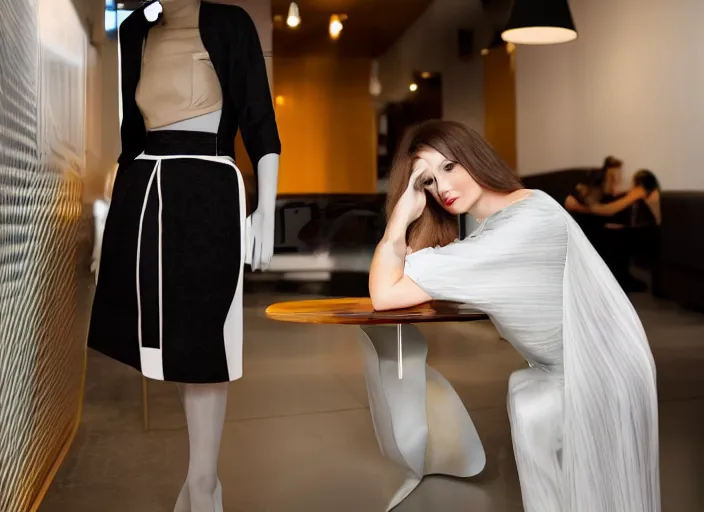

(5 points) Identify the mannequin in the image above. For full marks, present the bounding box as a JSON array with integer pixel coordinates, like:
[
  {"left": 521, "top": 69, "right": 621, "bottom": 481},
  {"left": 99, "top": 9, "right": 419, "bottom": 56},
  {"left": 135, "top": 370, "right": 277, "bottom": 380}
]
[{"left": 87, "top": 1, "right": 280, "bottom": 511}]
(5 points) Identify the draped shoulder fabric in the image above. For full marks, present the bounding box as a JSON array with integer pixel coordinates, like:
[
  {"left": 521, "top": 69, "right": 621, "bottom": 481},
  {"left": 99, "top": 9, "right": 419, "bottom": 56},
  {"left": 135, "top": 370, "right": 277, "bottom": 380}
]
[
  {"left": 561, "top": 209, "right": 659, "bottom": 511},
  {"left": 405, "top": 192, "right": 567, "bottom": 369},
  {"left": 403, "top": 190, "right": 660, "bottom": 512}
]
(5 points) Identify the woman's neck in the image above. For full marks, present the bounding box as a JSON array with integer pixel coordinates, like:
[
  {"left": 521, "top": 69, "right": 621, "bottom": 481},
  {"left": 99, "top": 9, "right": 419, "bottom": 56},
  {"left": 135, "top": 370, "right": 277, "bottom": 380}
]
[
  {"left": 161, "top": 0, "right": 200, "bottom": 28},
  {"left": 470, "top": 189, "right": 531, "bottom": 221}
]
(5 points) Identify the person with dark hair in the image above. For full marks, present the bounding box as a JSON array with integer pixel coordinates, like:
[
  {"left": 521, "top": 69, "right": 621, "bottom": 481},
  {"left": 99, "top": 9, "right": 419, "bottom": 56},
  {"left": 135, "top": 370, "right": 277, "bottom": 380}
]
[
  {"left": 588, "top": 169, "right": 662, "bottom": 289},
  {"left": 564, "top": 155, "right": 624, "bottom": 214},
  {"left": 563, "top": 157, "right": 628, "bottom": 262},
  {"left": 590, "top": 168, "right": 661, "bottom": 223},
  {"left": 370, "top": 120, "right": 660, "bottom": 512}
]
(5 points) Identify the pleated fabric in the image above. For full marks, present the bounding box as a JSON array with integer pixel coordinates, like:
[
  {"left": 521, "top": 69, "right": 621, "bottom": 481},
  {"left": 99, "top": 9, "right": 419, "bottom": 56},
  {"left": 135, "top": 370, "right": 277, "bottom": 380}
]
[{"left": 403, "top": 190, "right": 660, "bottom": 512}]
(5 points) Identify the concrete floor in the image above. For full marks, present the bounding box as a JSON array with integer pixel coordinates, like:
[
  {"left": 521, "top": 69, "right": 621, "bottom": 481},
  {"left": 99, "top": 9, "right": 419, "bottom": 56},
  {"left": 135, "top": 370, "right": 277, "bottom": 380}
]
[{"left": 41, "top": 289, "right": 704, "bottom": 512}]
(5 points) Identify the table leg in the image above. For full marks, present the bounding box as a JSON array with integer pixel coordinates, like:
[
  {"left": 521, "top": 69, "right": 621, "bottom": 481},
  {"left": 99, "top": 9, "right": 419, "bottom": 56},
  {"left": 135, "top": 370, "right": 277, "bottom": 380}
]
[{"left": 357, "top": 324, "right": 486, "bottom": 511}]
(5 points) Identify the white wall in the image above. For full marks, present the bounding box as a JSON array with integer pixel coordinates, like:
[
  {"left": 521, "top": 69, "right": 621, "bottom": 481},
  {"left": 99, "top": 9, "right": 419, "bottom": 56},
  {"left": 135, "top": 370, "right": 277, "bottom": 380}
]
[
  {"left": 515, "top": 0, "right": 704, "bottom": 190},
  {"left": 378, "top": 0, "right": 487, "bottom": 134}
]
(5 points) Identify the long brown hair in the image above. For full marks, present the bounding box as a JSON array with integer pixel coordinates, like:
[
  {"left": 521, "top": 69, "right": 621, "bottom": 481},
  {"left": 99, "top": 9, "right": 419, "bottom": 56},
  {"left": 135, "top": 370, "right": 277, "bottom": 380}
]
[{"left": 385, "top": 120, "right": 523, "bottom": 251}]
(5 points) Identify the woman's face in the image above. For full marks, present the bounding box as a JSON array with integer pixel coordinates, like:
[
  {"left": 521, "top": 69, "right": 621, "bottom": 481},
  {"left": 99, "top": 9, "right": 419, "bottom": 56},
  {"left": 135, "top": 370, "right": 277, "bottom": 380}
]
[
  {"left": 606, "top": 165, "right": 622, "bottom": 192},
  {"left": 413, "top": 147, "right": 482, "bottom": 215}
]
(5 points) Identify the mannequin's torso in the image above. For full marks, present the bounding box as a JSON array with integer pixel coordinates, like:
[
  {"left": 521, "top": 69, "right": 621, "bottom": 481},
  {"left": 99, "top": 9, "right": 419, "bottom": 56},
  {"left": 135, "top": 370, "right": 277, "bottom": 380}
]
[
  {"left": 153, "top": 110, "right": 221, "bottom": 133},
  {"left": 116, "top": 0, "right": 281, "bottom": 264},
  {"left": 136, "top": 0, "right": 223, "bottom": 131}
]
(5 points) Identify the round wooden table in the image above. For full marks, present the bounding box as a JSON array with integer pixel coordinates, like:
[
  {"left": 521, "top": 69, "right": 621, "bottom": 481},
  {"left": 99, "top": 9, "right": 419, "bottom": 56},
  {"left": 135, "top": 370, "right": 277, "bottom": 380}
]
[{"left": 266, "top": 298, "right": 488, "bottom": 511}]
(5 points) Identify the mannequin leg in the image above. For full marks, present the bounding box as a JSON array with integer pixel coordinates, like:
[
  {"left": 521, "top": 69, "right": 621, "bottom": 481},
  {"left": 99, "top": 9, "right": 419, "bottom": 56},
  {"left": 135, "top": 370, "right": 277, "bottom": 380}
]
[{"left": 174, "top": 382, "right": 228, "bottom": 512}]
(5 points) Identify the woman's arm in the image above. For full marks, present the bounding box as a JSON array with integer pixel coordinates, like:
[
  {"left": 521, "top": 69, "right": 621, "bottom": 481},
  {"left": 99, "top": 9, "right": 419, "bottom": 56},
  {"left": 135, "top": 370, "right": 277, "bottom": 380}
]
[
  {"left": 369, "top": 222, "right": 431, "bottom": 311},
  {"left": 589, "top": 187, "right": 647, "bottom": 216},
  {"left": 564, "top": 194, "right": 590, "bottom": 213},
  {"left": 369, "top": 166, "right": 432, "bottom": 311}
]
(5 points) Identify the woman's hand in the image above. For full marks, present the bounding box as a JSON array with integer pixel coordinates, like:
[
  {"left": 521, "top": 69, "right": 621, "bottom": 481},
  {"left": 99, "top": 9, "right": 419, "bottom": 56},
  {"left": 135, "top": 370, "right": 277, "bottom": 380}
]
[{"left": 388, "top": 165, "right": 428, "bottom": 231}]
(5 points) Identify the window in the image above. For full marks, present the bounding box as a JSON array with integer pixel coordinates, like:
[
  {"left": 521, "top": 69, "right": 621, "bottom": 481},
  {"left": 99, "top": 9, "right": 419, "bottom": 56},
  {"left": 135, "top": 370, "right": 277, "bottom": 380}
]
[{"left": 105, "top": 1, "right": 133, "bottom": 39}]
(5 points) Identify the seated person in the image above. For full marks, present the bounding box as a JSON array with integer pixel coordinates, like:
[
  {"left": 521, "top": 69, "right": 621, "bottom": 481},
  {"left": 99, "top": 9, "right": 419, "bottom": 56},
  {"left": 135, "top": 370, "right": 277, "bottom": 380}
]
[
  {"left": 566, "top": 162, "right": 659, "bottom": 292},
  {"left": 564, "top": 156, "right": 624, "bottom": 215},
  {"left": 565, "top": 156, "right": 629, "bottom": 237},
  {"left": 589, "top": 169, "right": 661, "bottom": 226},
  {"left": 370, "top": 120, "right": 660, "bottom": 512},
  {"left": 591, "top": 170, "right": 661, "bottom": 274}
]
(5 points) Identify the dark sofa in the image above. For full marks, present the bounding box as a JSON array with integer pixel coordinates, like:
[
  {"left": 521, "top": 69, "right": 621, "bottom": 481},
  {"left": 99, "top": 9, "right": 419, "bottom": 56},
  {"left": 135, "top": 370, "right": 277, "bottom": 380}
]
[
  {"left": 520, "top": 168, "right": 595, "bottom": 206},
  {"left": 652, "top": 192, "right": 704, "bottom": 312},
  {"left": 521, "top": 170, "right": 704, "bottom": 313}
]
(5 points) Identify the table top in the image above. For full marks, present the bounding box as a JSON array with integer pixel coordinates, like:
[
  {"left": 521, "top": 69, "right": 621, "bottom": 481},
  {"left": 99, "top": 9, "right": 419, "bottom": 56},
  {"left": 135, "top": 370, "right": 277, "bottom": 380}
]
[{"left": 265, "top": 298, "right": 487, "bottom": 325}]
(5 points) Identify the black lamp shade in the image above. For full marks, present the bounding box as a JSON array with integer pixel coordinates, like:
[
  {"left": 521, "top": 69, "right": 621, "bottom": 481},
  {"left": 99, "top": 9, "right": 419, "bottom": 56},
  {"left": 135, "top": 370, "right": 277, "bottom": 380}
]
[
  {"left": 502, "top": 0, "right": 577, "bottom": 45},
  {"left": 488, "top": 30, "right": 505, "bottom": 50},
  {"left": 481, "top": 30, "right": 506, "bottom": 55}
]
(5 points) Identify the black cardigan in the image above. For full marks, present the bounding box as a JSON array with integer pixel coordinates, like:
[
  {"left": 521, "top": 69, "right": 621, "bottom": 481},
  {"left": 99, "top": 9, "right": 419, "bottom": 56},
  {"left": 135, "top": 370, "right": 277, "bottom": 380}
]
[{"left": 117, "top": 1, "right": 281, "bottom": 175}]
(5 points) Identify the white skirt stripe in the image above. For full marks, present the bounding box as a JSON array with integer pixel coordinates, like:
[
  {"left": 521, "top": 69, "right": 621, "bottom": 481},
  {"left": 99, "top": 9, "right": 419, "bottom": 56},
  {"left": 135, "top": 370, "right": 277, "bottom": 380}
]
[{"left": 134, "top": 152, "right": 249, "bottom": 381}]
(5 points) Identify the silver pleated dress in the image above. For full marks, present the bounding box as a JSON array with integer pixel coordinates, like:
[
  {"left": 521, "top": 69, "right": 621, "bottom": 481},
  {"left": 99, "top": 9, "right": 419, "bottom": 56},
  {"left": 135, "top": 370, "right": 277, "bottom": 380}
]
[{"left": 404, "top": 190, "right": 660, "bottom": 512}]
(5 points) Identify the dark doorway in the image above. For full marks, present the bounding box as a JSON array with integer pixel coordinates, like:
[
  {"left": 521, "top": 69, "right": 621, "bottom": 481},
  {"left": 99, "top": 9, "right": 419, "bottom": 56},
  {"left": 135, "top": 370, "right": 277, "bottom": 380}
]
[{"left": 377, "top": 72, "right": 443, "bottom": 182}]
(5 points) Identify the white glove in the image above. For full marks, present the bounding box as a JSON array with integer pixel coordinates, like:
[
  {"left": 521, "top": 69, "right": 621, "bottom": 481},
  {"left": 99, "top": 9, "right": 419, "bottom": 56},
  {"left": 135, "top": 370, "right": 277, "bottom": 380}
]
[{"left": 248, "top": 153, "right": 279, "bottom": 271}]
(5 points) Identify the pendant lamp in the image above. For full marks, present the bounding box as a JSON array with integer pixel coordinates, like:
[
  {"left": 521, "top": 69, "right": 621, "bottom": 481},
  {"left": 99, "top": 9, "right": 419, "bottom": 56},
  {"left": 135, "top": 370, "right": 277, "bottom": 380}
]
[
  {"left": 502, "top": 0, "right": 577, "bottom": 45},
  {"left": 369, "top": 60, "right": 382, "bottom": 97}
]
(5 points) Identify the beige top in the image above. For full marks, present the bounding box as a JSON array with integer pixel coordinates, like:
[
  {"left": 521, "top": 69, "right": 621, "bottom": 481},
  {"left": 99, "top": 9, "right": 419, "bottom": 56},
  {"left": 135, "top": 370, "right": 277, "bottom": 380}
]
[{"left": 135, "top": 0, "right": 223, "bottom": 130}]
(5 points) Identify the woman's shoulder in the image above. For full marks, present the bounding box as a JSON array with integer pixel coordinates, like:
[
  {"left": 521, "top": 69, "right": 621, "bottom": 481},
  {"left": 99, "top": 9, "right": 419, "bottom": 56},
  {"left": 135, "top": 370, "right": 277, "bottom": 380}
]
[
  {"left": 497, "top": 190, "right": 566, "bottom": 222},
  {"left": 489, "top": 190, "right": 568, "bottom": 240}
]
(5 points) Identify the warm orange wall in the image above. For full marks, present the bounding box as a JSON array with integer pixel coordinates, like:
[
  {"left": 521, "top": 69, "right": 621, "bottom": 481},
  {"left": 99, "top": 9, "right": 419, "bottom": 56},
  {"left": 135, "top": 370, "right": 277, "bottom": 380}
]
[
  {"left": 483, "top": 46, "right": 517, "bottom": 170},
  {"left": 272, "top": 56, "right": 377, "bottom": 195}
]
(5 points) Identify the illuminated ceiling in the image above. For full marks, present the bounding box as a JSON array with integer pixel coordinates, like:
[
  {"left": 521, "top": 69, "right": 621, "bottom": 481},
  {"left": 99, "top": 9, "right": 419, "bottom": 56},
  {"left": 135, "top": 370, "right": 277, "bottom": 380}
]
[
  {"left": 114, "top": 1, "right": 436, "bottom": 58},
  {"left": 271, "top": 0, "right": 434, "bottom": 58}
]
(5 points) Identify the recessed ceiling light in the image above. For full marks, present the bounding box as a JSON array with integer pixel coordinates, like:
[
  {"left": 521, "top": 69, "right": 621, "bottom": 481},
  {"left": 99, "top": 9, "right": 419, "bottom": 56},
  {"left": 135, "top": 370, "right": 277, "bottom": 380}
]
[
  {"left": 329, "top": 14, "right": 347, "bottom": 40},
  {"left": 286, "top": 2, "right": 301, "bottom": 28}
]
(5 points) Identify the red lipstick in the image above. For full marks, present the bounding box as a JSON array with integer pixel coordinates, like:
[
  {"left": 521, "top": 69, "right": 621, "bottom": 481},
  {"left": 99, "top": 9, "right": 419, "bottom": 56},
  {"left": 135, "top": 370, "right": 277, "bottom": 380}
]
[{"left": 444, "top": 197, "right": 457, "bottom": 207}]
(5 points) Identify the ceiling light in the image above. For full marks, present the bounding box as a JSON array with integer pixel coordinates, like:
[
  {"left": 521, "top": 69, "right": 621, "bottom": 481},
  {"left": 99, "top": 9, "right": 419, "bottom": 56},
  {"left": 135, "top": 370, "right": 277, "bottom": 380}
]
[
  {"left": 409, "top": 83, "right": 418, "bottom": 92},
  {"left": 329, "top": 14, "right": 347, "bottom": 40},
  {"left": 420, "top": 72, "right": 432, "bottom": 79},
  {"left": 502, "top": 0, "right": 577, "bottom": 45},
  {"left": 286, "top": 2, "right": 301, "bottom": 28},
  {"left": 369, "top": 60, "right": 382, "bottom": 97}
]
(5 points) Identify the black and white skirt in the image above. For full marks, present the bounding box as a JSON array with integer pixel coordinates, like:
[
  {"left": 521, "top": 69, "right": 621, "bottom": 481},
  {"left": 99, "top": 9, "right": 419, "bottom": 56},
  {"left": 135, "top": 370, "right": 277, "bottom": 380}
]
[{"left": 88, "top": 131, "right": 249, "bottom": 383}]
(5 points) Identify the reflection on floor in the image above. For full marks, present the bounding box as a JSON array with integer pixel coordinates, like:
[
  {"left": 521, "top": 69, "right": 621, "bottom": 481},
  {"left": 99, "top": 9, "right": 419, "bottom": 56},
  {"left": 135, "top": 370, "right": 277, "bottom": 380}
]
[{"left": 41, "top": 290, "right": 703, "bottom": 512}]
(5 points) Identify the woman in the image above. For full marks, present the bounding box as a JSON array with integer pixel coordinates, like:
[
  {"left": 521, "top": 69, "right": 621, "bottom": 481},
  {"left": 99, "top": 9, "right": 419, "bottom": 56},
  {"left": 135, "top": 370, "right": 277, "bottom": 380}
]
[
  {"left": 589, "top": 169, "right": 661, "bottom": 224},
  {"left": 564, "top": 157, "right": 628, "bottom": 262},
  {"left": 591, "top": 169, "right": 662, "bottom": 285},
  {"left": 564, "top": 155, "right": 624, "bottom": 215},
  {"left": 370, "top": 120, "right": 660, "bottom": 512}
]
